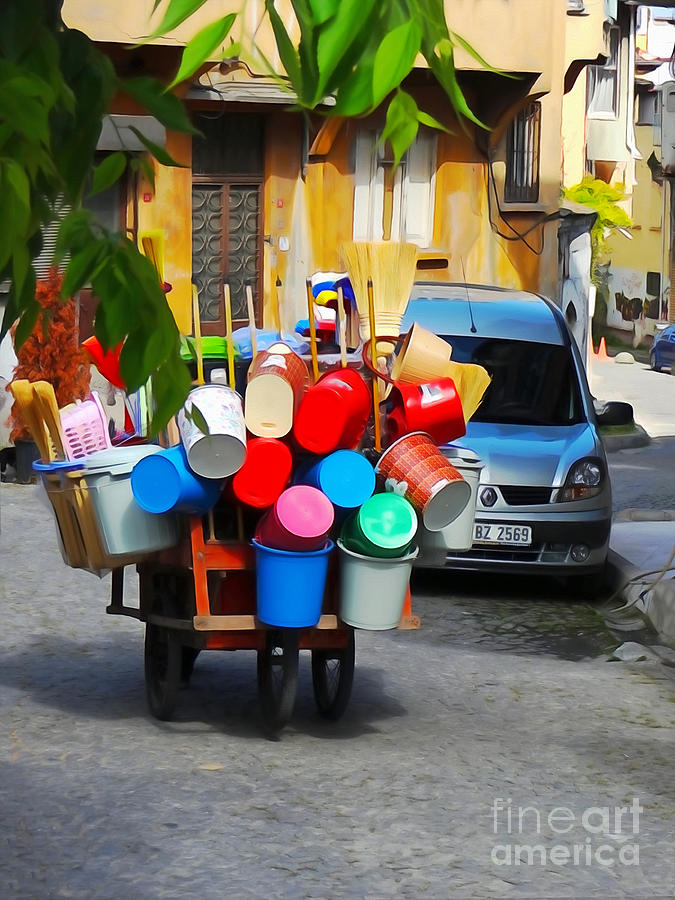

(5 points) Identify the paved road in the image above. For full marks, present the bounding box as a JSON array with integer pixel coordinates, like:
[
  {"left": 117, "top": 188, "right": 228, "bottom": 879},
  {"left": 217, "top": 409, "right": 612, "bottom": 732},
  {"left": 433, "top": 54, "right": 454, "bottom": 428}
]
[
  {"left": 3, "top": 484, "right": 675, "bottom": 898},
  {"left": 609, "top": 435, "right": 675, "bottom": 514}
]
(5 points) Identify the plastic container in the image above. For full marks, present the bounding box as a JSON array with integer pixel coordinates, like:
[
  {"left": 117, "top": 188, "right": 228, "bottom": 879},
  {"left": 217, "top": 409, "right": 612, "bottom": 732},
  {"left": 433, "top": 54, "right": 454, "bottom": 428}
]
[
  {"left": 337, "top": 539, "right": 419, "bottom": 630},
  {"left": 35, "top": 446, "right": 179, "bottom": 572},
  {"left": 293, "top": 368, "right": 371, "bottom": 454},
  {"left": 177, "top": 383, "right": 246, "bottom": 479},
  {"left": 253, "top": 539, "right": 333, "bottom": 627},
  {"left": 376, "top": 432, "right": 471, "bottom": 531},
  {"left": 78, "top": 445, "right": 179, "bottom": 559},
  {"left": 60, "top": 392, "right": 113, "bottom": 460},
  {"left": 297, "top": 450, "right": 375, "bottom": 510},
  {"left": 245, "top": 342, "right": 309, "bottom": 438},
  {"left": 418, "top": 447, "right": 484, "bottom": 559},
  {"left": 387, "top": 378, "right": 466, "bottom": 446},
  {"left": 232, "top": 437, "right": 293, "bottom": 508},
  {"left": 340, "top": 492, "right": 418, "bottom": 558},
  {"left": 254, "top": 485, "right": 334, "bottom": 552},
  {"left": 131, "top": 444, "right": 222, "bottom": 514}
]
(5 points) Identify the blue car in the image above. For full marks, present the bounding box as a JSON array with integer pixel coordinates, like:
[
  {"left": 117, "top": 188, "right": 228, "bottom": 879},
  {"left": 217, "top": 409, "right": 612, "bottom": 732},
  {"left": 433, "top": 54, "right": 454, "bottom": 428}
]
[
  {"left": 403, "top": 283, "right": 631, "bottom": 587},
  {"left": 650, "top": 325, "right": 675, "bottom": 372}
]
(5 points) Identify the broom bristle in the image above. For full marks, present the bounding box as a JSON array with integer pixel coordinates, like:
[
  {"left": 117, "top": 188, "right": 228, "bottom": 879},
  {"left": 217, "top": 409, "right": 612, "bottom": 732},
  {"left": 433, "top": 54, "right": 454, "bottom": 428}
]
[
  {"left": 447, "top": 362, "right": 491, "bottom": 422},
  {"left": 339, "top": 241, "right": 418, "bottom": 354}
]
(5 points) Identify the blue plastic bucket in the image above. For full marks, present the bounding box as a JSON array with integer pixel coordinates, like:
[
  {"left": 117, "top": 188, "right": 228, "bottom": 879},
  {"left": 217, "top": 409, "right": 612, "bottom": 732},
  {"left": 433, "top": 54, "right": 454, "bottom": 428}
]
[
  {"left": 299, "top": 450, "right": 375, "bottom": 510},
  {"left": 131, "top": 444, "right": 222, "bottom": 514},
  {"left": 253, "top": 539, "right": 334, "bottom": 627}
]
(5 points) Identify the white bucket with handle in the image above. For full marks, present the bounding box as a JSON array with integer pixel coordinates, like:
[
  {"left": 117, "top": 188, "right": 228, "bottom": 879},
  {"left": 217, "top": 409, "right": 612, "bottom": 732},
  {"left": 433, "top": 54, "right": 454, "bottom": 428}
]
[{"left": 177, "top": 384, "right": 246, "bottom": 479}]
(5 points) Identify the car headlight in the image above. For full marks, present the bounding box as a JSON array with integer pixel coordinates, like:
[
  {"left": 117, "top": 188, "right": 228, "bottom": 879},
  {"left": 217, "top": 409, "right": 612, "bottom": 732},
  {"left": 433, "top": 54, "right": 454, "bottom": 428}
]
[{"left": 559, "top": 458, "right": 604, "bottom": 502}]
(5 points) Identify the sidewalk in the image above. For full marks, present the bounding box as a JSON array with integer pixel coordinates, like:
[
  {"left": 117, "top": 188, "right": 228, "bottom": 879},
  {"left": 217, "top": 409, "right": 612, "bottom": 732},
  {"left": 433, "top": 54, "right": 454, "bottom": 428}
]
[{"left": 590, "top": 355, "right": 675, "bottom": 644}]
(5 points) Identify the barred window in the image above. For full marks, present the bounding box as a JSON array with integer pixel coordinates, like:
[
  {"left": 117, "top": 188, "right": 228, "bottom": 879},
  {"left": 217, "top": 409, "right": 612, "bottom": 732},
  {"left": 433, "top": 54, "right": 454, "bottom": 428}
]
[{"left": 505, "top": 101, "right": 541, "bottom": 204}]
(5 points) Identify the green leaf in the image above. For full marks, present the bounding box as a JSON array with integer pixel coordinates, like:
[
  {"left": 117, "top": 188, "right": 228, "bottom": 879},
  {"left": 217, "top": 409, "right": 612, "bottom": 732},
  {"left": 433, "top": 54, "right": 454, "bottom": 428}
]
[
  {"left": 54, "top": 209, "right": 95, "bottom": 262},
  {"left": 143, "top": 0, "right": 212, "bottom": 41},
  {"left": 372, "top": 20, "right": 421, "bottom": 109},
  {"left": 12, "top": 244, "right": 30, "bottom": 299},
  {"left": 449, "top": 31, "right": 515, "bottom": 78},
  {"left": 185, "top": 403, "right": 211, "bottom": 436},
  {"left": 167, "top": 14, "right": 237, "bottom": 89},
  {"left": 417, "top": 109, "right": 450, "bottom": 133},
  {"left": 429, "top": 40, "right": 488, "bottom": 131},
  {"left": 150, "top": 357, "right": 193, "bottom": 435},
  {"left": 61, "top": 242, "right": 106, "bottom": 298},
  {"left": 313, "top": 0, "right": 378, "bottom": 103},
  {"left": 265, "top": 0, "right": 303, "bottom": 94},
  {"left": 123, "top": 76, "right": 199, "bottom": 134},
  {"left": 308, "top": 0, "right": 340, "bottom": 25},
  {"left": 331, "top": 62, "right": 373, "bottom": 115},
  {"left": 4, "top": 159, "right": 31, "bottom": 235},
  {"left": 380, "top": 90, "right": 419, "bottom": 167},
  {"left": 128, "top": 127, "right": 187, "bottom": 168},
  {"left": 13, "top": 296, "right": 40, "bottom": 349},
  {"left": 90, "top": 152, "right": 127, "bottom": 196}
]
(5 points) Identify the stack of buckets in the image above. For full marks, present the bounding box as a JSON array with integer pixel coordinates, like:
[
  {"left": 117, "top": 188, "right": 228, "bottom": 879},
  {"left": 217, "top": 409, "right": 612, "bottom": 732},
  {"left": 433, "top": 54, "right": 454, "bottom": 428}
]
[{"left": 127, "top": 332, "right": 477, "bottom": 632}]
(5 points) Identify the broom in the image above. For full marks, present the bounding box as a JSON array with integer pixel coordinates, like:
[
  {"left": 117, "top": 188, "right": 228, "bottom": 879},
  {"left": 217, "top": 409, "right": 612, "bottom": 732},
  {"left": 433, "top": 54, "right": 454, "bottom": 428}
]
[
  {"left": 446, "top": 361, "right": 491, "bottom": 423},
  {"left": 339, "top": 241, "right": 418, "bottom": 357}
]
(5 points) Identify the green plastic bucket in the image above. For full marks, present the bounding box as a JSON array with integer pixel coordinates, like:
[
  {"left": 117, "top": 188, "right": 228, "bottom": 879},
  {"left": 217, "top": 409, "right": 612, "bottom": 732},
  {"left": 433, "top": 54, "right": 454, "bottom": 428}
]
[
  {"left": 340, "top": 492, "right": 417, "bottom": 558},
  {"left": 337, "top": 539, "right": 419, "bottom": 630}
]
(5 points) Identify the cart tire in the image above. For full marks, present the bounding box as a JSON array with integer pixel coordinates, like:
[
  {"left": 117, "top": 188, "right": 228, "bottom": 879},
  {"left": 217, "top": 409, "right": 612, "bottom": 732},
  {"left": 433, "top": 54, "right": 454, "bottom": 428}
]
[
  {"left": 145, "top": 623, "right": 182, "bottom": 721},
  {"left": 257, "top": 629, "right": 299, "bottom": 735},
  {"left": 311, "top": 630, "right": 355, "bottom": 721},
  {"left": 181, "top": 647, "right": 201, "bottom": 685}
]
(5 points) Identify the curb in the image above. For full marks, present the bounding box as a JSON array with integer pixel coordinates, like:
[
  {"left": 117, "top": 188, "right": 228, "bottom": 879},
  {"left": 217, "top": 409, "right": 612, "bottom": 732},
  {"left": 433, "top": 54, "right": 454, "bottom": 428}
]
[{"left": 601, "top": 424, "right": 651, "bottom": 452}]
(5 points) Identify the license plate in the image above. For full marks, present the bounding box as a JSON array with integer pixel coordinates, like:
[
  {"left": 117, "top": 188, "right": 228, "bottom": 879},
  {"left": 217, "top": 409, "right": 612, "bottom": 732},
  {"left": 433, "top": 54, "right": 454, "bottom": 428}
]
[{"left": 473, "top": 523, "right": 532, "bottom": 546}]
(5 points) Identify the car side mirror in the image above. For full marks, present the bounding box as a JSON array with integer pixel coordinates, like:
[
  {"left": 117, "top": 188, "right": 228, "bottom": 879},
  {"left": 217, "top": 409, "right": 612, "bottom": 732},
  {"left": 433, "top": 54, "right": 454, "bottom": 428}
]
[{"left": 594, "top": 400, "right": 634, "bottom": 428}]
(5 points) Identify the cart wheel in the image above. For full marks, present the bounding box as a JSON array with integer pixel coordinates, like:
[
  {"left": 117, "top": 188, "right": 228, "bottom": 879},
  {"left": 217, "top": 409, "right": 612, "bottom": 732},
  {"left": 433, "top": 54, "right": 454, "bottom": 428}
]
[
  {"left": 257, "top": 628, "right": 299, "bottom": 735},
  {"left": 144, "top": 623, "right": 182, "bottom": 721},
  {"left": 311, "top": 630, "right": 355, "bottom": 721},
  {"left": 181, "top": 647, "right": 201, "bottom": 685}
]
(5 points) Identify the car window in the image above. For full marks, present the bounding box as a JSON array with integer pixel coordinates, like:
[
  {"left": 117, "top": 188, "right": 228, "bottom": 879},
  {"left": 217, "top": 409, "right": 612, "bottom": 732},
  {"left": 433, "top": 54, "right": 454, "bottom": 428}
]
[{"left": 438, "top": 335, "right": 585, "bottom": 426}]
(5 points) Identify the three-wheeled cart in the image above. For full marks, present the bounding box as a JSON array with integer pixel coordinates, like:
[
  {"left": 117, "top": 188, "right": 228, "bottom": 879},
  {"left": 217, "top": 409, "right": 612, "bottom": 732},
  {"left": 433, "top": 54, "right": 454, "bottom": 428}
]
[{"left": 108, "top": 514, "right": 356, "bottom": 735}]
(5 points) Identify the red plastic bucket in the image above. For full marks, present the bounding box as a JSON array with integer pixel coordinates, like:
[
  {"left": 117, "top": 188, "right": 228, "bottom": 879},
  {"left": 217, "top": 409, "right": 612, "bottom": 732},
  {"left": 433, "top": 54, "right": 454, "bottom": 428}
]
[
  {"left": 293, "top": 367, "right": 371, "bottom": 454},
  {"left": 376, "top": 432, "right": 471, "bottom": 531},
  {"left": 387, "top": 378, "right": 466, "bottom": 445},
  {"left": 254, "top": 485, "right": 335, "bottom": 551},
  {"left": 232, "top": 438, "right": 292, "bottom": 508}
]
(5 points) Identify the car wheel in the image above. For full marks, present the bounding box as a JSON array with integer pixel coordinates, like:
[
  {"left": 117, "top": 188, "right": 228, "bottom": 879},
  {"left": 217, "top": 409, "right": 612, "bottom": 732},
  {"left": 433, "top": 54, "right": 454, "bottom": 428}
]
[{"left": 650, "top": 350, "right": 659, "bottom": 371}]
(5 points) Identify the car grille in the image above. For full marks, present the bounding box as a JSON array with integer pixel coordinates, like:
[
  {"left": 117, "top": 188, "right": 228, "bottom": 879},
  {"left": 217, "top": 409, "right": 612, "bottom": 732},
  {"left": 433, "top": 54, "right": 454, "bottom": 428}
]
[
  {"left": 498, "top": 486, "right": 552, "bottom": 506},
  {"left": 447, "top": 544, "right": 546, "bottom": 563}
]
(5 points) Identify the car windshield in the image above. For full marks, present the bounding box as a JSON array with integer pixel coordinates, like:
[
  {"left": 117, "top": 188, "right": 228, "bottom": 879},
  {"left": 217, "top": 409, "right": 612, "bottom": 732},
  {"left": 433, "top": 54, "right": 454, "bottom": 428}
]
[{"left": 439, "top": 335, "right": 585, "bottom": 426}]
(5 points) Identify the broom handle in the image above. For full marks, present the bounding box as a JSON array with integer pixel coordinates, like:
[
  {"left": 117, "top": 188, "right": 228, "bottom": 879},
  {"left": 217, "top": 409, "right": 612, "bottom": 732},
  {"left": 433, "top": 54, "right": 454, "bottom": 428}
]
[
  {"left": 305, "top": 277, "right": 320, "bottom": 383},
  {"left": 245, "top": 284, "right": 257, "bottom": 361},
  {"left": 223, "top": 282, "right": 236, "bottom": 389},
  {"left": 337, "top": 285, "right": 347, "bottom": 368},
  {"left": 366, "top": 278, "right": 381, "bottom": 452},
  {"left": 192, "top": 284, "right": 205, "bottom": 386}
]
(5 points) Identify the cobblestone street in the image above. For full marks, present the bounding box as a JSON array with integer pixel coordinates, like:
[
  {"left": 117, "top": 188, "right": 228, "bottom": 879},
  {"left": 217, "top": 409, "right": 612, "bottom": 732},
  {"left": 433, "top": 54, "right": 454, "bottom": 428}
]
[{"left": 2, "top": 483, "right": 675, "bottom": 898}]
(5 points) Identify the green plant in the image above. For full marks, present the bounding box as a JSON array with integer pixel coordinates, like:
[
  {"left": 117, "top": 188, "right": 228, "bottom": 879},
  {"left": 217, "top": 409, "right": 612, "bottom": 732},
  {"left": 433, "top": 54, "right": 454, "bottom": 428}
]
[
  {"left": 563, "top": 176, "right": 633, "bottom": 279},
  {"left": 0, "top": 0, "right": 497, "bottom": 431}
]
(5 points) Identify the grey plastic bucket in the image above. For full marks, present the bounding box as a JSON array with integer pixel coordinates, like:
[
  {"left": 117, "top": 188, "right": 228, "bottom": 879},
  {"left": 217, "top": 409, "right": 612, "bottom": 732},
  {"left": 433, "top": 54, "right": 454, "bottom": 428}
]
[{"left": 337, "top": 539, "right": 418, "bottom": 630}]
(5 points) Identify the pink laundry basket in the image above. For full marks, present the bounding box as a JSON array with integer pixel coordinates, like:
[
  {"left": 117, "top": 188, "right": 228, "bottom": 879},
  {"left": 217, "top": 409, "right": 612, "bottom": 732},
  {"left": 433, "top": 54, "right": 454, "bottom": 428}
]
[{"left": 60, "top": 392, "right": 113, "bottom": 460}]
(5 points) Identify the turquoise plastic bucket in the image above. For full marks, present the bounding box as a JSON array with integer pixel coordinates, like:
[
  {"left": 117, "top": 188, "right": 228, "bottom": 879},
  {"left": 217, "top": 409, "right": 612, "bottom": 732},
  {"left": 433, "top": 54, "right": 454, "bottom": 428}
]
[
  {"left": 253, "top": 539, "right": 333, "bottom": 627},
  {"left": 299, "top": 449, "right": 375, "bottom": 510},
  {"left": 131, "top": 444, "right": 222, "bottom": 514}
]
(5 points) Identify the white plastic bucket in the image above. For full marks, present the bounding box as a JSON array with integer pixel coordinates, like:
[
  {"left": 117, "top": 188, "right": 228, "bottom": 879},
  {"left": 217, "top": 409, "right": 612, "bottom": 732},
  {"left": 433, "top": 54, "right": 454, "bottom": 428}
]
[
  {"left": 337, "top": 539, "right": 418, "bottom": 630},
  {"left": 419, "top": 447, "right": 484, "bottom": 561},
  {"left": 177, "top": 384, "right": 246, "bottom": 479}
]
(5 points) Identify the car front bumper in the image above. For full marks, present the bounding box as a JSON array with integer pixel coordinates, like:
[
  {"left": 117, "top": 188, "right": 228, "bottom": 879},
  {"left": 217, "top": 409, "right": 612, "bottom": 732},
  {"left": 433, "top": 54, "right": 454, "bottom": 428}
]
[{"left": 416, "top": 511, "right": 611, "bottom": 576}]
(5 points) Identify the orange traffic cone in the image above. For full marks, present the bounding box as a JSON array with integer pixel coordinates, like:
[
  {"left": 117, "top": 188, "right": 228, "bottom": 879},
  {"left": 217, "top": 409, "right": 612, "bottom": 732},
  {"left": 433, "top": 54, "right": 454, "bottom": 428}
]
[
  {"left": 398, "top": 586, "right": 421, "bottom": 630},
  {"left": 597, "top": 336, "right": 609, "bottom": 360}
]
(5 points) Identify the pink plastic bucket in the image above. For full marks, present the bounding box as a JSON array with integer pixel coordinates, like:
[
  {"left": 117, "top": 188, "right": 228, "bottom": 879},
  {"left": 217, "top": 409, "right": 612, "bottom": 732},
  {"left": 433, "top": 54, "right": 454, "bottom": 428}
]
[{"left": 254, "top": 485, "right": 334, "bottom": 552}]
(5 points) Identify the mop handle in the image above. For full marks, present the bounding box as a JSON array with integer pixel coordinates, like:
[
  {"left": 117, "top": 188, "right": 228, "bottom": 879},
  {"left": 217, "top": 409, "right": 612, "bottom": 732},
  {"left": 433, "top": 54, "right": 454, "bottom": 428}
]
[
  {"left": 305, "top": 277, "right": 320, "bottom": 383},
  {"left": 366, "top": 278, "right": 381, "bottom": 452}
]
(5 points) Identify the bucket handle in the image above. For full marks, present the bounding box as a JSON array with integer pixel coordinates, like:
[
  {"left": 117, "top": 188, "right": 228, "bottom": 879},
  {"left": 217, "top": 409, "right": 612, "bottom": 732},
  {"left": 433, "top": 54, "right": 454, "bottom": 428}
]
[{"left": 361, "top": 337, "right": 403, "bottom": 387}]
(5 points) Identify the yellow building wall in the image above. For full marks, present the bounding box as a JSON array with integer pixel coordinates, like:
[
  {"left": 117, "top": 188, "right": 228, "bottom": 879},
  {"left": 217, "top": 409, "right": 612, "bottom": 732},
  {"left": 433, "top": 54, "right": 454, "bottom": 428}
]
[{"left": 135, "top": 132, "right": 193, "bottom": 335}]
